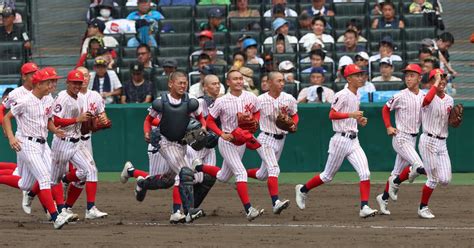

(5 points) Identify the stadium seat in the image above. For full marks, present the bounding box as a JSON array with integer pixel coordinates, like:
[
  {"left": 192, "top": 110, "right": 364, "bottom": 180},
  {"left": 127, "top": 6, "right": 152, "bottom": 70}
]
[
  {"left": 371, "top": 61, "right": 406, "bottom": 75},
  {"left": 89, "top": 6, "right": 123, "bottom": 20},
  {"left": 158, "top": 33, "right": 192, "bottom": 47},
  {"left": 0, "top": 41, "right": 24, "bottom": 60},
  {"left": 153, "top": 74, "right": 170, "bottom": 93},
  {"left": 105, "top": 33, "right": 124, "bottom": 46},
  {"left": 263, "top": 17, "right": 298, "bottom": 31},
  {"left": 369, "top": 41, "right": 403, "bottom": 52},
  {"left": 228, "top": 17, "right": 262, "bottom": 32},
  {"left": 122, "top": 47, "right": 157, "bottom": 58},
  {"left": 119, "top": 68, "right": 153, "bottom": 84},
  {"left": 158, "top": 47, "right": 191, "bottom": 57},
  {"left": 372, "top": 81, "right": 405, "bottom": 91},
  {"left": 273, "top": 53, "right": 298, "bottom": 66},
  {"left": 369, "top": 29, "right": 402, "bottom": 42},
  {"left": 245, "top": 63, "right": 261, "bottom": 73},
  {"left": 157, "top": 56, "right": 189, "bottom": 68},
  {"left": 229, "top": 31, "right": 261, "bottom": 44},
  {"left": 404, "top": 27, "right": 436, "bottom": 41},
  {"left": 0, "top": 60, "right": 22, "bottom": 76},
  {"left": 119, "top": 57, "right": 139, "bottom": 68},
  {"left": 405, "top": 51, "right": 419, "bottom": 61},
  {"left": 160, "top": 19, "right": 193, "bottom": 33},
  {"left": 123, "top": 6, "right": 138, "bottom": 17},
  {"left": 403, "top": 14, "right": 431, "bottom": 28},
  {"left": 0, "top": 76, "right": 20, "bottom": 86},
  {"left": 283, "top": 83, "right": 298, "bottom": 99},
  {"left": 195, "top": 5, "right": 227, "bottom": 19},
  {"left": 158, "top": 5, "right": 193, "bottom": 19},
  {"left": 193, "top": 32, "right": 228, "bottom": 46},
  {"left": 333, "top": 15, "right": 368, "bottom": 31},
  {"left": 333, "top": 2, "right": 368, "bottom": 16},
  {"left": 405, "top": 41, "right": 422, "bottom": 52}
]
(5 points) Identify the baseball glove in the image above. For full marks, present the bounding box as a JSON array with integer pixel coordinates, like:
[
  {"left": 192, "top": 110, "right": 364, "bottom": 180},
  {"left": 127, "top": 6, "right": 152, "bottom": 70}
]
[
  {"left": 237, "top": 112, "right": 258, "bottom": 133},
  {"left": 276, "top": 113, "right": 296, "bottom": 133},
  {"left": 80, "top": 112, "right": 112, "bottom": 135},
  {"left": 448, "top": 104, "right": 463, "bottom": 128}
]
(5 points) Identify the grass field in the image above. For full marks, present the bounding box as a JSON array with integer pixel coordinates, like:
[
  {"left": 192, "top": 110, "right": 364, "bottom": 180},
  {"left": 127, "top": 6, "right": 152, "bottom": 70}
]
[{"left": 99, "top": 172, "right": 474, "bottom": 185}]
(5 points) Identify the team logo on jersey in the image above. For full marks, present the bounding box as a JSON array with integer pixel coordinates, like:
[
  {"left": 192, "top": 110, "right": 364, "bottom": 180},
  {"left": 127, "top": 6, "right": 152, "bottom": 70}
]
[
  {"left": 388, "top": 97, "right": 395, "bottom": 104},
  {"left": 45, "top": 106, "right": 52, "bottom": 116},
  {"left": 279, "top": 105, "right": 289, "bottom": 115},
  {"left": 447, "top": 106, "right": 452, "bottom": 114},
  {"left": 54, "top": 104, "right": 62, "bottom": 113},
  {"left": 89, "top": 103, "right": 97, "bottom": 113},
  {"left": 333, "top": 97, "right": 339, "bottom": 104},
  {"left": 244, "top": 103, "right": 254, "bottom": 114}
]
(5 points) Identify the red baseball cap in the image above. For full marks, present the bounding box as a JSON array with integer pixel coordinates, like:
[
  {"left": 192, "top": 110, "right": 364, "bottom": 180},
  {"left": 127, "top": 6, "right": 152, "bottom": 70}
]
[
  {"left": 428, "top": 68, "right": 447, "bottom": 80},
  {"left": 43, "top": 67, "right": 63, "bottom": 80},
  {"left": 21, "top": 62, "right": 39, "bottom": 75},
  {"left": 67, "top": 69, "right": 85, "bottom": 82},
  {"left": 343, "top": 64, "right": 366, "bottom": 78},
  {"left": 198, "top": 30, "right": 213, "bottom": 40},
  {"left": 31, "top": 69, "right": 49, "bottom": 84},
  {"left": 402, "top": 64, "right": 422, "bottom": 74}
]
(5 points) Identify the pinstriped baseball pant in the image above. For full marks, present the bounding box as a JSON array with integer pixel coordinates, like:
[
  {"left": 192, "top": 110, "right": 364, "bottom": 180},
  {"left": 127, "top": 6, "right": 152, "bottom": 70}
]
[
  {"left": 320, "top": 134, "right": 371, "bottom": 183},
  {"left": 419, "top": 134, "right": 452, "bottom": 189},
  {"left": 391, "top": 132, "right": 423, "bottom": 176},
  {"left": 254, "top": 133, "right": 285, "bottom": 179},
  {"left": 187, "top": 147, "right": 217, "bottom": 166},
  {"left": 216, "top": 139, "right": 247, "bottom": 182},
  {"left": 16, "top": 137, "right": 52, "bottom": 190}
]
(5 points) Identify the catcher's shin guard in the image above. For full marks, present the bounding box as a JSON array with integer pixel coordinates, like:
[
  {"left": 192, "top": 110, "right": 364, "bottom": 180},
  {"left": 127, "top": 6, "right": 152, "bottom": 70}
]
[
  {"left": 194, "top": 173, "right": 216, "bottom": 208},
  {"left": 179, "top": 167, "right": 195, "bottom": 215},
  {"left": 140, "top": 173, "right": 176, "bottom": 190}
]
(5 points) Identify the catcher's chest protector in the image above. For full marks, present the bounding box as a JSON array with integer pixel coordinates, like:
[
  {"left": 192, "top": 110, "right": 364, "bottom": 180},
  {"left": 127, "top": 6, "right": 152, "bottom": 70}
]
[{"left": 155, "top": 93, "right": 199, "bottom": 142}]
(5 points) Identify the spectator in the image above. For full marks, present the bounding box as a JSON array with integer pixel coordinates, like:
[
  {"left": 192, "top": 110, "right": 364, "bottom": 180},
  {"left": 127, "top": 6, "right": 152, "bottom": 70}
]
[
  {"left": 418, "top": 46, "right": 433, "bottom": 66},
  {"left": 239, "top": 66, "right": 259, "bottom": 96},
  {"left": 409, "top": 0, "right": 433, "bottom": 14},
  {"left": 127, "top": 0, "right": 164, "bottom": 24},
  {"left": 233, "top": 34, "right": 251, "bottom": 53},
  {"left": 97, "top": 47, "right": 117, "bottom": 70},
  {"left": 264, "top": 18, "right": 298, "bottom": 51},
  {"left": 89, "top": 57, "right": 122, "bottom": 104},
  {"left": 279, "top": 60, "right": 300, "bottom": 91},
  {"left": 243, "top": 38, "right": 263, "bottom": 66},
  {"left": 298, "top": 12, "right": 313, "bottom": 31},
  {"left": 371, "top": 1, "right": 405, "bottom": 29},
  {"left": 424, "top": 32, "right": 457, "bottom": 76},
  {"left": 121, "top": 62, "right": 154, "bottom": 103},
  {"left": 263, "top": 0, "right": 297, "bottom": 17},
  {"left": 302, "top": 0, "right": 335, "bottom": 17},
  {"left": 369, "top": 36, "right": 402, "bottom": 74},
  {"left": 371, "top": 0, "right": 385, "bottom": 16},
  {"left": 1, "top": 87, "right": 14, "bottom": 102},
  {"left": 199, "top": 0, "right": 230, "bottom": 5},
  {"left": 342, "top": 65, "right": 376, "bottom": 100},
  {"left": 95, "top": 0, "right": 115, "bottom": 22},
  {"left": 302, "top": 49, "right": 327, "bottom": 73},
  {"left": 421, "top": 56, "right": 438, "bottom": 87},
  {"left": 299, "top": 16, "right": 334, "bottom": 47},
  {"left": 301, "top": 47, "right": 335, "bottom": 65},
  {"left": 228, "top": 0, "right": 260, "bottom": 17},
  {"left": 231, "top": 51, "right": 247, "bottom": 69},
  {"left": 354, "top": 51, "right": 370, "bottom": 69},
  {"left": 199, "top": 7, "right": 228, "bottom": 33},
  {"left": 190, "top": 31, "right": 224, "bottom": 58},
  {"left": 274, "top": 34, "right": 288, "bottom": 54},
  {"left": 81, "top": 18, "right": 119, "bottom": 54},
  {"left": 88, "top": 0, "right": 119, "bottom": 21},
  {"left": 337, "top": 29, "right": 366, "bottom": 53},
  {"left": 271, "top": 3, "right": 287, "bottom": 19},
  {"left": 260, "top": 74, "right": 269, "bottom": 93},
  {"left": 0, "top": 2, "right": 22, "bottom": 25},
  {"left": 161, "top": 58, "right": 178, "bottom": 76},
  {"left": 298, "top": 67, "right": 334, "bottom": 104},
  {"left": 0, "top": 7, "right": 30, "bottom": 49},
  {"left": 76, "top": 37, "right": 106, "bottom": 67},
  {"left": 136, "top": 44, "right": 157, "bottom": 68},
  {"left": 127, "top": 19, "right": 157, "bottom": 48},
  {"left": 188, "top": 53, "right": 211, "bottom": 82},
  {"left": 372, "top": 57, "right": 402, "bottom": 82},
  {"left": 262, "top": 53, "right": 274, "bottom": 73},
  {"left": 189, "top": 65, "right": 225, "bottom": 98},
  {"left": 202, "top": 40, "right": 227, "bottom": 66},
  {"left": 336, "top": 19, "right": 367, "bottom": 42}
]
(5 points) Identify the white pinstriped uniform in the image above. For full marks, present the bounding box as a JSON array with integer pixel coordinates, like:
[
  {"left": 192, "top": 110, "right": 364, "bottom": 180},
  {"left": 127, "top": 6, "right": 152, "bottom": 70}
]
[
  {"left": 208, "top": 91, "right": 259, "bottom": 182},
  {"left": 419, "top": 94, "right": 453, "bottom": 189},
  {"left": 79, "top": 89, "right": 105, "bottom": 155},
  {"left": 50, "top": 91, "right": 97, "bottom": 184},
  {"left": 10, "top": 92, "right": 53, "bottom": 191},
  {"left": 254, "top": 92, "right": 297, "bottom": 179},
  {"left": 319, "top": 88, "right": 371, "bottom": 183},
  {"left": 386, "top": 89, "right": 425, "bottom": 176},
  {"left": 148, "top": 93, "right": 201, "bottom": 174}
]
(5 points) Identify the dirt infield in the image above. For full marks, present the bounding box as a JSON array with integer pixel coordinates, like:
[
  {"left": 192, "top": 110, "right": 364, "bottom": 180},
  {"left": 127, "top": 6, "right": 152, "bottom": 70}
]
[{"left": 0, "top": 182, "right": 472, "bottom": 247}]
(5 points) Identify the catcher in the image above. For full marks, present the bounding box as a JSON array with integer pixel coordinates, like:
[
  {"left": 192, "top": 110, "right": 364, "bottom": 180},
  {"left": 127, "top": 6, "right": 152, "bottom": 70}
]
[{"left": 246, "top": 71, "right": 298, "bottom": 215}]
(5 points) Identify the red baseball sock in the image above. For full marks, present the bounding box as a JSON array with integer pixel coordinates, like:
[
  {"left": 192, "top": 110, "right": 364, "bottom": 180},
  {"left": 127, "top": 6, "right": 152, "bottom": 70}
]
[
  {"left": 30, "top": 181, "right": 40, "bottom": 195},
  {"left": 172, "top": 186, "right": 182, "bottom": 205},
  {"left": 267, "top": 176, "right": 279, "bottom": 197},
  {"left": 360, "top": 180, "right": 370, "bottom": 202},
  {"left": 247, "top": 168, "right": 258, "bottom": 179},
  {"left": 68, "top": 162, "right": 75, "bottom": 173},
  {"left": 0, "top": 175, "right": 20, "bottom": 188},
  {"left": 133, "top": 169, "right": 149, "bottom": 178},
  {"left": 384, "top": 181, "right": 389, "bottom": 192},
  {"left": 0, "top": 169, "right": 13, "bottom": 175},
  {"left": 399, "top": 166, "right": 410, "bottom": 182},
  {"left": 305, "top": 174, "right": 324, "bottom": 190},
  {"left": 66, "top": 170, "right": 80, "bottom": 183},
  {"left": 37, "top": 189, "right": 57, "bottom": 215},
  {"left": 236, "top": 182, "right": 250, "bottom": 206},
  {"left": 0, "top": 162, "right": 16, "bottom": 170},
  {"left": 51, "top": 184, "right": 65, "bottom": 206},
  {"left": 420, "top": 185, "right": 434, "bottom": 206},
  {"left": 201, "top": 165, "right": 220, "bottom": 177},
  {"left": 65, "top": 183, "right": 83, "bottom": 207},
  {"left": 86, "top": 182, "right": 97, "bottom": 204}
]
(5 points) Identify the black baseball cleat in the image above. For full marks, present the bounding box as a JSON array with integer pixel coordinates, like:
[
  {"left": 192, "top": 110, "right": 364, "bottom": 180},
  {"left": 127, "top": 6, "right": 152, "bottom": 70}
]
[
  {"left": 185, "top": 208, "right": 204, "bottom": 223},
  {"left": 135, "top": 176, "right": 147, "bottom": 202}
]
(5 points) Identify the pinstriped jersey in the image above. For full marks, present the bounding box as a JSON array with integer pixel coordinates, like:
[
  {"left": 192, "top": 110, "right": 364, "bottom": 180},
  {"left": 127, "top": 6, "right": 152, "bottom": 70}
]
[
  {"left": 258, "top": 92, "right": 297, "bottom": 134},
  {"left": 10, "top": 92, "right": 50, "bottom": 139},
  {"left": 421, "top": 94, "right": 453, "bottom": 138},
  {"left": 386, "top": 88, "right": 425, "bottom": 134},
  {"left": 80, "top": 90, "right": 105, "bottom": 115},
  {"left": 53, "top": 91, "right": 86, "bottom": 138},
  {"left": 2, "top": 86, "right": 30, "bottom": 109},
  {"left": 331, "top": 88, "right": 359, "bottom": 133}
]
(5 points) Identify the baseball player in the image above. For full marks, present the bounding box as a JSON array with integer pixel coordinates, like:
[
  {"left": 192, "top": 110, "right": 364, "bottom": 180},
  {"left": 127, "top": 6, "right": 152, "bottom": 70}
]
[
  {"left": 0, "top": 69, "right": 73, "bottom": 229},
  {"left": 246, "top": 71, "right": 298, "bottom": 214},
  {"left": 194, "top": 69, "right": 265, "bottom": 221},
  {"left": 417, "top": 69, "right": 454, "bottom": 219},
  {"left": 50, "top": 69, "right": 108, "bottom": 220},
  {"left": 376, "top": 64, "right": 427, "bottom": 215},
  {"left": 295, "top": 64, "right": 378, "bottom": 218}
]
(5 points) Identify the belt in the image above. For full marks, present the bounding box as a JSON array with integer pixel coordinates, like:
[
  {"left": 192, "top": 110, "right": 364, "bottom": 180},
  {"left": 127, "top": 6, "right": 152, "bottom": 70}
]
[
  {"left": 27, "top": 137, "right": 46, "bottom": 144},
  {"left": 61, "top": 137, "right": 80, "bottom": 143},
  {"left": 264, "top": 132, "right": 285, "bottom": 140},
  {"left": 340, "top": 132, "right": 357, "bottom": 140},
  {"left": 426, "top": 133, "right": 446, "bottom": 140},
  {"left": 409, "top": 133, "right": 418, "bottom": 137},
  {"left": 81, "top": 136, "right": 91, "bottom": 141}
]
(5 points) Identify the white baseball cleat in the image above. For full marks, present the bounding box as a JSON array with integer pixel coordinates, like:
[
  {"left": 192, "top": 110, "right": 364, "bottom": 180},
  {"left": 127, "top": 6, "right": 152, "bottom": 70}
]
[
  {"left": 53, "top": 211, "right": 73, "bottom": 229},
  {"left": 246, "top": 207, "right": 264, "bottom": 221},
  {"left": 22, "top": 191, "right": 33, "bottom": 215},
  {"left": 272, "top": 199, "right": 290, "bottom": 214},
  {"left": 169, "top": 210, "right": 186, "bottom": 224},
  {"left": 376, "top": 194, "right": 391, "bottom": 215},
  {"left": 85, "top": 206, "right": 108, "bottom": 220},
  {"left": 295, "top": 184, "right": 307, "bottom": 210},
  {"left": 65, "top": 208, "right": 79, "bottom": 222},
  {"left": 359, "top": 205, "right": 378, "bottom": 218},
  {"left": 388, "top": 175, "right": 399, "bottom": 201},
  {"left": 408, "top": 164, "right": 422, "bottom": 183},
  {"left": 418, "top": 207, "right": 435, "bottom": 219},
  {"left": 120, "top": 161, "right": 133, "bottom": 184}
]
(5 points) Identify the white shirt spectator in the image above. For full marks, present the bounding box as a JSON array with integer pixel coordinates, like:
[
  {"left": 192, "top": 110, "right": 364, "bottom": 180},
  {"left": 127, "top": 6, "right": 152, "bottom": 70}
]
[
  {"left": 263, "top": 35, "right": 298, "bottom": 45},
  {"left": 299, "top": 33, "right": 335, "bottom": 46},
  {"left": 263, "top": 8, "right": 298, "bottom": 17},
  {"left": 372, "top": 75, "right": 402, "bottom": 82},
  {"left": 88, "top": 70, "right": 122, "bottom": 104},
  {"left": 297, "top": 85, "right": 335, "bottom": 103}
]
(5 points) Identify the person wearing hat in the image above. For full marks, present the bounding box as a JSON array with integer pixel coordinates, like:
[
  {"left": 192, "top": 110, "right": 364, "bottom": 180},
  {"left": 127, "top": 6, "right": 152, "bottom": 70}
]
[
  {"left": 0, "top": 7, "right": 30, "bottom": 49},
  {"left": 372, "top": 57, "right": 402, "bottom": 82},
  {"left": 263, "top": 0, "right": 297, "bottom": 17},
  {"left": 231, "top": 51, "right": 247, "bottom": 69},
  {"left": 243, "top": 38, "right": 264, "bottom": 67},
  {"left": 239, "top": 66, "right": 259, "bottom": 96},
  {"left": 354, "top": 52, "right": 369, "bottom": 69},
  {"left": 301, "top": 0, "right": 334, "bottom": 17},
  {"left": 299, "top": 16, "right": 334, "bottom": 48},
  {"left": 77, "top": 37, "right": 106, "bottom": 68},
  {"left": 278, "top": 60, "right": 300, "bottom": 90},
  {"left": 341, "top": 54, "right": 376, "bottom": 101},
  {"left": 233, "top": 34, "right": 251, "bottom": 53},
  {"left": 161, "top": 58, "right": 178, "bottom": 76},
  {"left": 298, "top": 12, "right": 313, "bottom": 31},
  {"left": 0, "top": 4, "right": 22, "bottom": 25},
  {"left": 190, "top": 31, "right": 224, "bottom": 60},
  {"left": 199, "top": 7, "right": 228, "bottom": 33},
  {"left": 127, "top": 19, "right": 157, "bottom": 48},
  {"left": 189, "top": 65, "right": 225, "bottom": 98},
  {"left": 81, "top": 18, "right": 119, "bottom": 55},
  {"left": 368, "top": 36, "right": 402, "bottom": 75},
  {"left": 296, "top": 63, "right": 379, "bottom": 218},
  {"left": 298, "top": 66, "right": 334, "bottom": 104},
  {"left": 126, "top": 0, "right": 164, "bottom": 24},
  {"left": 121, "top": 62, "right": 153, "bottom": 104},
  {"left": 89, "top": 56, "right": 122, "bottom": 104},
  {"left": 136, "top": 44, "right": 157, "bottom": 69},
  {"left": 228, "top": 0, "right": 260, "bottom": 18},
  {"left": 95, "top": 0, "right": 115, "bottom": 22},
  {"left": 201, "top": 40, "right": 227, "bottom": 66},
  {"left": 263, "top": 18, "right": 297, "bottom": 51},
  {"left": 371, "top": 0, "right": 405, "bottom": 29}
]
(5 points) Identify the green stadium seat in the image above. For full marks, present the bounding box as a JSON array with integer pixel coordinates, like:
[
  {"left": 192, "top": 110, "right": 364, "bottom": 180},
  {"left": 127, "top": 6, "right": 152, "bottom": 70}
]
[
  {"left": 405, "top": 50, "right": 419, "bottom": 61},
  {"left": 119, "top": 57, "right": 138, "bottom": 68},
  {"left": 403, "top": 14, "right": 431, "bottom": 28},
  {"left": 158, "top": 5, "right": 193, "bottom": 19},
  {"left": 105, "top": 33, "right": 124, "bottom": 46},
  {"left": 372, "top": 81, "right": 405, "bottom": 91},
  {"left": 283, "top": 83, "right": 298, "bottom": 99},
  {"left": 157, "top": 56, "right": 189, "bottom": 68},
  {"left": 0, "top": 60, "right": 22, "bottom": 76},
  {"left": 158, "top": 33, "right": 192, "bottom": 47},
  {"left": 263, "top": 17, "right": 298, "bottom": 31},
  {"left": 369, "top": 29, "right": 402, "bottom": 42},
  {"left": 158, "top": 47, "right": 191, "bottom": 57},
  {"left": 333, "top": 15, "right": 368, "bottom": 30},
  {"left": 228, "top": 17, "right": 262, "bottom": 32},
  {"left": 245, "top": 63, "right": 261, "bottom": 73},
  {"left": 160, "top": 19, "right": 193, "bottom": 33},
  {"left": 0, "top": 41, "right": 24, "bottom": 60},
  {"left": 153, "top": 74, "right": 169, "bottom": 92},
  {"left": 404, "top": 27, "right": 436, "bottom": 41},
  {"left": 333, "top": 2, "right": 368, "bottom": 16},
  {"left": 122, "top": 47, "right": 157, "bottom": 58}
]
